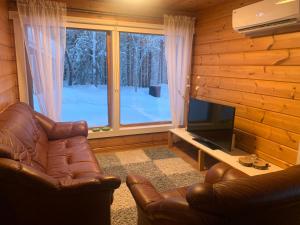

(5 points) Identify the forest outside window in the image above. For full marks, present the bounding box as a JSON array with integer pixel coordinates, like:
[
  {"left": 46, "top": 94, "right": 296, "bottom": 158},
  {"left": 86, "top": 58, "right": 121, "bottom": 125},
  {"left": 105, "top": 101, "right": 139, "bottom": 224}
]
[
  {"left": 33, "top": 28, "right": 110, "bottom": 127},
  {"left": 14, "top": 17, "right": 172, "bottom": 134},
  {"left": 119, "top": 32, "right": 171, "bottom": 125},
  {"left": 63, "top": 28, "right": 109, "bottom": 127}
]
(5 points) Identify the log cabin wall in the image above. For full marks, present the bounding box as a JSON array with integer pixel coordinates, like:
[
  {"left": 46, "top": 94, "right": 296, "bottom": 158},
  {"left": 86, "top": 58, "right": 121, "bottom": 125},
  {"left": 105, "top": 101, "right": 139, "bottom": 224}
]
[
  {"left": 0, "top": 0, "right": 18, "bottom": 112},
  {"left": 191, "top": 0, "right": 300, "bottom": 168}
]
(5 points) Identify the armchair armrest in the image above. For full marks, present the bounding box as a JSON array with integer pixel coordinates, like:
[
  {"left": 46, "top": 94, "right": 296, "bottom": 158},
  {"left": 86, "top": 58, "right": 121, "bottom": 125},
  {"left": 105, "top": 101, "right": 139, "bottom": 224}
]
[
  {"left": 100, "top": 175, "right": 122, "bottom": 190},
  {"left": 127, "top": 175, "right": 212, "bottom": 225},
  {"left": 147, "top": 197, "right": 202, "bottom": 225},
  {"left": 59, "top": 175, "right": 121, "bottom": 191},
  {"left": 126, "top": 175, "right": 163, "bottom": 211},
  {"left": 0, "top": 158, "right": 59, "bottom": 190},
  {"left": 34, "top": 112, "right": 88, "bottom": 140}
]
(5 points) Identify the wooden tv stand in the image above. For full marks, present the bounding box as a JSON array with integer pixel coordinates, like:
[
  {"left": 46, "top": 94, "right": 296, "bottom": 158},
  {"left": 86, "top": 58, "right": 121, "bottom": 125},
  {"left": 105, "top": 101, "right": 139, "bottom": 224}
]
[{"left": 168, "top": 128, "right": 282, "bottom": 176}]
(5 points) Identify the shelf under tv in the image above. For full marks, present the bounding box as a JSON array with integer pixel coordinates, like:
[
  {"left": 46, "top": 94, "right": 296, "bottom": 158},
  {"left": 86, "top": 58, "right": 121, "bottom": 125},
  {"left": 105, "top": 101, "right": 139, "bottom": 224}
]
[
  {"left": 168, "top": 128, "right": 283, "bottom": 176},
  {"left": 192, "top": 137, "right": 221, "bottom": 150}
]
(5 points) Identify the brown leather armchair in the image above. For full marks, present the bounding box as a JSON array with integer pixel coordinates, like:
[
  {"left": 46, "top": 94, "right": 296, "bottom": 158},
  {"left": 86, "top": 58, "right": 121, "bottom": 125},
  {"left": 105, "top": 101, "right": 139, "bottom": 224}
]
[
  {"left": 127, "top": 162, "right": 300, "bottom": 225},
  {"left": 0, "top": 103, "right": 121, "bottom": 225}
]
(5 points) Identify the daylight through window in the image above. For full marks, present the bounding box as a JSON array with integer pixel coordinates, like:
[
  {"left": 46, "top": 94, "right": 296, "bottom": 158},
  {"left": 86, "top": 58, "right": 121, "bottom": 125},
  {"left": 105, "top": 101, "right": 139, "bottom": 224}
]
[
  {"left": 119, "top": 32, "right": 171, "bottom": 125},
  {"left": 48, "top": 28, "right": 109, "bottom": 127},
  {"left": 31, "top": 25, "right": 172, "bottom": 130}
]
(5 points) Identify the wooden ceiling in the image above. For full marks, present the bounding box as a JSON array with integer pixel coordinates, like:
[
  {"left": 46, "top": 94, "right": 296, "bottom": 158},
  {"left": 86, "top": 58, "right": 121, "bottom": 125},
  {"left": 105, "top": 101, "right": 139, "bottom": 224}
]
[
  {"left": 9, "top": 0, "right": 229, "bottom": 21},
  {"left": 94, "top": 0, "right": 229, "bottom": 12},
  {"left": 60, "top": 0, "right": 230, "bottom": 22}
]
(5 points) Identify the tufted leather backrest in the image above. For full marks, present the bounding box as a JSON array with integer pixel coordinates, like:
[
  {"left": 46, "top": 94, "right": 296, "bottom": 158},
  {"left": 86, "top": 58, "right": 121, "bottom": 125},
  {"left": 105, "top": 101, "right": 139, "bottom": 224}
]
[
  {"left": 204, "top": 162, "right": 248, "bottom": 184},
  {"left": 0, "top": 103, "right": 49, "bottom": 172}
]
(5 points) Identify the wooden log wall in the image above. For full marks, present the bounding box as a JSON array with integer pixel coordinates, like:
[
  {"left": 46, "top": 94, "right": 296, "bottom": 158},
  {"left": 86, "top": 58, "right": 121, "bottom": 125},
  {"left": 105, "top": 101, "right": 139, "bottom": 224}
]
[
  {"left": 191, "top": 0, "right": 300, "bottom": 168},
  {"left": 89, "top": 132, "right": 168, "bottom": 152},
  {"left": 0, "top": 0, "right": 18, "bottom": 112}
]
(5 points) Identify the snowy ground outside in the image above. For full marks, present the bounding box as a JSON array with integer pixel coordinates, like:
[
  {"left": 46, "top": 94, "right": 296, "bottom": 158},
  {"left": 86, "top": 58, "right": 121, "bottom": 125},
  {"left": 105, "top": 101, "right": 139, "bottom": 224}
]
[{"left": 34, "top": 84, "right": 171, "bottom": 127}]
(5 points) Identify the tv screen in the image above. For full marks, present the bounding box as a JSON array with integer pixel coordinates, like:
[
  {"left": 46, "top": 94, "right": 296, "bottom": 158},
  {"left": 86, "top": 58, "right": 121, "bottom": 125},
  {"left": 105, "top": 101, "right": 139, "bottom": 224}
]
[{"left": 187, "top": 98, "right": 235, "bottom": 151}]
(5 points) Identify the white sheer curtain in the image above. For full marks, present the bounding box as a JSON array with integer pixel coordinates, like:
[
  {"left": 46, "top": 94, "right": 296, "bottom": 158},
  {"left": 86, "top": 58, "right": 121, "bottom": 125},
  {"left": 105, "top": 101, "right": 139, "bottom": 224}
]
[
  {"left": 164, "top": 15, "right": 195, "bottom": 128},
  {"left": 17, "top": 0, "right": 66, "bottom": 121}
]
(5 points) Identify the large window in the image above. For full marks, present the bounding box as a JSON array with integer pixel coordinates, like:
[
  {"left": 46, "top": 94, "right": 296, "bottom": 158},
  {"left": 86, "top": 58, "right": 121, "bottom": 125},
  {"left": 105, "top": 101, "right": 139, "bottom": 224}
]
[
  {"left": 15, "top": 18, "right": 173, "bottom": 137},
  {"left": 119, "top": 32, "right": 171, "bottom": 125}
]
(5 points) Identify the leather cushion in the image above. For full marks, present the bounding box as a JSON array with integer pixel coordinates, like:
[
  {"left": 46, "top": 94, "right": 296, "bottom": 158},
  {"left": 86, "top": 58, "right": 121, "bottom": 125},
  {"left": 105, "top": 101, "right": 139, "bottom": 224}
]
[
  {"left": 162, "top": 186, "right": 188, "bottom": 199},
  {"left": 47, "top": 136, "right": 101, "bottom": 180},
  {"left": 205, "top": 162, "right": 248, "bottom": 184},
  {"left": 0, "top": 104, "right": 49, "bottom": 172}
]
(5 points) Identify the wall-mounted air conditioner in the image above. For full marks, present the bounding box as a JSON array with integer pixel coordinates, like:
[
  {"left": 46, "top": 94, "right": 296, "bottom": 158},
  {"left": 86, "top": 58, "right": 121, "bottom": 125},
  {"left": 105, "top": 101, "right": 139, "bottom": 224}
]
[{"left": 232, "top": 0, "right": 300, "bottom": 36}]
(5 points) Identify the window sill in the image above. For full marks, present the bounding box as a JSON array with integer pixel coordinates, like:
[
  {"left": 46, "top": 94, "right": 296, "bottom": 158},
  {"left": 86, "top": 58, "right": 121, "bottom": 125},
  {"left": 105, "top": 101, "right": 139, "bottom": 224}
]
[{"left": 87, "top": 123, "right": 172, "bottom": 139}]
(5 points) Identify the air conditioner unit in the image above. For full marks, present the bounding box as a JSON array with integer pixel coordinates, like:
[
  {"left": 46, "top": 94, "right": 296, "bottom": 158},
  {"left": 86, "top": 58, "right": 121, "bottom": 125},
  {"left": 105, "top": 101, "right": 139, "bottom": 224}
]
[{"left": 232, "top": 0, "right": 300, "bottom": 36}]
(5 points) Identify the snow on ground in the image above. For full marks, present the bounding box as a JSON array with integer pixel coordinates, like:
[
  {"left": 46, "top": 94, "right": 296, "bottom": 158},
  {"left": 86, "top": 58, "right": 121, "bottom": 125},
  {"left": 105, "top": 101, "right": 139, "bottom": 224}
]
[
  {"left": 120, "top": 84, "right": 171, "bottom": 125},
  {"left": 35, "top": 84, "right": 171, "bottom": 127}
]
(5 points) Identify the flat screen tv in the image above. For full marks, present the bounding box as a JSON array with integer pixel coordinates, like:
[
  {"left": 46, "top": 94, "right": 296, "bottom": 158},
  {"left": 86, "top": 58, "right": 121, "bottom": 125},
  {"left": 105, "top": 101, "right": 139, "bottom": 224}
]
[{"left": 187, "top": 98, "right": 235, "bottom": 151}]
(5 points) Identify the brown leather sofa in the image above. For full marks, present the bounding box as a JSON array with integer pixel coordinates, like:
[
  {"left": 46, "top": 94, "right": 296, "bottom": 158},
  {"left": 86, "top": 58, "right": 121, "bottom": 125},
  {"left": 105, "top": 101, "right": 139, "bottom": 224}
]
[
  {"left": 127, "top": 162, "right": 300, "bottom": 225},
  {"left": 0, "top": 103, "right": 121, "bottom": 225}
]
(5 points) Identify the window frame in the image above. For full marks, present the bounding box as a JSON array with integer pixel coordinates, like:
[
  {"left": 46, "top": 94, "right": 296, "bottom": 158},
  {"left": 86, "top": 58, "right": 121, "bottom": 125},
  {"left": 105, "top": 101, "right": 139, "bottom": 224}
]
[{"left": 10, "top": 13, "right": 172, "bottom": 139}]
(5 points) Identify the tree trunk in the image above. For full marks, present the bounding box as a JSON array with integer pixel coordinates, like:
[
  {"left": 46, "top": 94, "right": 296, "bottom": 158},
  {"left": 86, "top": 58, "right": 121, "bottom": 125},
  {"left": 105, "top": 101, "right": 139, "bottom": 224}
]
[
  {"left": 148, "top": 51, "right": 152, "bottom": 86},
  {"left": 95, "top": 58, "right": 100, "bottom": 87},
  {"left": 65, "top": 51, "right": 73, "bottom": 86},
  {"left": 92, "top": 32, "right": 97, "bottom": 86},
  {"left": 133, "top": 48, "right": 138, "bottom": 92},
  {"left": 159, "top": 40, "right": 164, "bottom": 84},
  {"left": 103, "top": 57, "right": 107, "bottom": 85},
  {"left": 126, "top": 36, "right": 131, "bottom": 86},
  {"left": 138, "top": 46, "right": 142, "bottom": 88}
]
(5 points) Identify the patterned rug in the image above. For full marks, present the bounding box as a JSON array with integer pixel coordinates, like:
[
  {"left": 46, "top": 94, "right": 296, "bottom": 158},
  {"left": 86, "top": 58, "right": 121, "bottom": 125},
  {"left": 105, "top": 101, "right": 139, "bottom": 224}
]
[{"left": 95, "top": 146, "right": 204, "bottom": 225}]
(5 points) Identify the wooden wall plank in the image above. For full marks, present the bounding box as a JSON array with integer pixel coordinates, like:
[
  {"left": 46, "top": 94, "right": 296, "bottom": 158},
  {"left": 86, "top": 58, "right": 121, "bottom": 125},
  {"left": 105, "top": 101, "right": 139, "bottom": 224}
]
[
  {"left": 89, "top": 132, "right": 168, "bottom": 152},
  {"left": 236, "top": 106, "right": 300, "bottom": 135},
  {"left": 193, "top": 65, "right": 300, "bottom": 83},
  {"left": 192, "top": 0, "right": 300, "bottom": 168},
  {"left": 195, "top": 86, "right": 300, "bottom": 118},
  {"left": 0, "top": 74, "right": 17, "bottom": 94},
  {"left": 195, "top": 32, "right": 300, "bottom": 55},
  {"left": 194, "top": 36, "right": 275, "bottom": 55},
  {"left": 195, "top": 28, "right": 244, "bottom": 45},
  {"left": 198, "top": 49, "right": 299, "bottom": 66},
  {"left": 235, "top": 129, "right": 293, "bottom": 168},
  {"left": 282, "top": 49, "right": 300, "bottom": 65},
  {"left": 0, "top": 1, "right": 18, "bottom": 112},
  {"left": 197, "top": 76, "right": 300, "bottom": 99},
  {"left": 0, "top": 45, "right": 16, "bottom": 61},
  {"left": 273, "top": 32, "right": 300, "bottom": 49},
  {"left": 0, "top": 60, "right": 17, "bottom": 76},
  {"left": 235, "top": 116, "right": 300, "bottom": 151}
]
